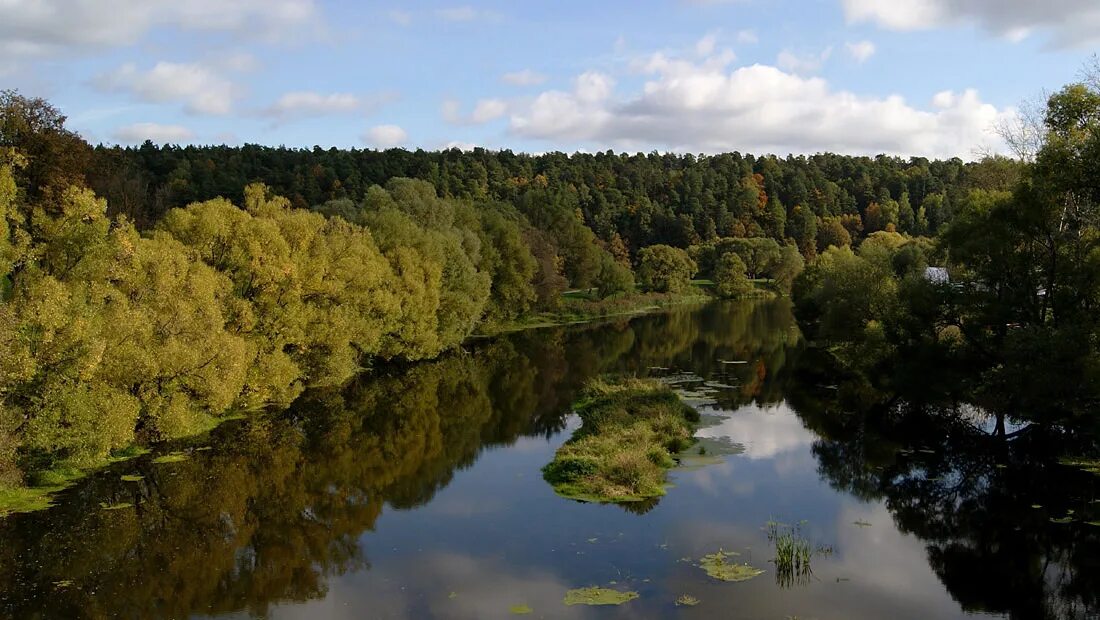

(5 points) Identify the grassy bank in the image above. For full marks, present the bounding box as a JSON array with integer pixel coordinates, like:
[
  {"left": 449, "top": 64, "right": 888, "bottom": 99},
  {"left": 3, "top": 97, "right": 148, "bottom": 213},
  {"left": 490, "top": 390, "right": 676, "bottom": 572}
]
[
  {"left": 476, "top": 287, "right": 712, "bottom": 336},
  {"left": 542, "top": 378, "right": 699, "bottom": 503}
]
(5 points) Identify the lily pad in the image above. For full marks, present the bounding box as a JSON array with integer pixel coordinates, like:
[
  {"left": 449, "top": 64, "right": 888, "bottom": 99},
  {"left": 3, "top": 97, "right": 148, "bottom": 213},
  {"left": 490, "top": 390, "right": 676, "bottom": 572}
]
[
  {"left": 698, "top": 550, "right": 765, "bottom": 582},
  {"left": 152, "top": 452, "right": 189, "bottom": 464},
  {"left": 563, "top": 587, "right": 639, "bottom": 606},
  {"left": 509, "top": 604, "right": 533, "bottom": 614},
  {"left": 99, "top": 502, "right": 133, "bottom": 511},
  {"left": 120, "top": 474, "right": 144, "bottom": 482}
]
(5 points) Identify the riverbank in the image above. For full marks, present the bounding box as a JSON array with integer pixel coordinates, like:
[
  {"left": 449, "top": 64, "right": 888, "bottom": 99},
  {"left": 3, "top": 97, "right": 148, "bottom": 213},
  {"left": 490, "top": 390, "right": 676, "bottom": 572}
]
[
  {"left": 475, "top": 286, "right": 713, "bottom": 336},
  {"left": 0, "top": 290, "right": 715, "bottom": 518},
  {"left": 542, "top": 377, "right": 699, "bottom": 503}
]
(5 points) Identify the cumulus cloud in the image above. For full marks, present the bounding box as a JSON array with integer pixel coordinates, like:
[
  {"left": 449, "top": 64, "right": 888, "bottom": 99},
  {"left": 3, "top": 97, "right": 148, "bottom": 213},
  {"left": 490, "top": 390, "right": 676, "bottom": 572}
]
[
  {"left": 112, "top": 122, "right": 194, "bottom": 143},
  {"left": 841, "top": 0, "right": 1100, "bottom": 47},
  {"left": 501, "top": 69, "right": 547, "bottom": 86},
  {"left": 92, "top": 61, "right": 237, "bottom": 115},
  {"left": 845, "top": 40, "right": 877, "bottom": 62},
  {"left": 364, "top": 124, "right": 407, "bottom": 147},
  {"left": 0, "top": 0, "right": 320, "bottom": 59},
  {"left": 507, "top": 48, "right": 1013, "bottom": 159}
]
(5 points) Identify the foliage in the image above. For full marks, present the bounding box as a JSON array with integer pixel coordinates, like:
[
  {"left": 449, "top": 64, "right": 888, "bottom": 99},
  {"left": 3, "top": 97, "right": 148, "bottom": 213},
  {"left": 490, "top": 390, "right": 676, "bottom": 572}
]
[
  {"left": 636, "top": 245, "right": 696, "bottom": 293},
  {"left": 713, "top": 252, "right": 754, "bottom": 299}
]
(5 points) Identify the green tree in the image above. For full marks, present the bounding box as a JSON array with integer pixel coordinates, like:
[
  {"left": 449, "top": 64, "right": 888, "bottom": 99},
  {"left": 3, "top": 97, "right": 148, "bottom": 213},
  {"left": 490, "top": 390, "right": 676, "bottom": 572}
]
[
  {"left": 594, "top": 252, "right": 635, "bottom": 299},
  {"left": 713, "top": 252, "right": 753, "bottom": 299},
  {"left": 636, "top": 245, "right": 696, "bottom": 293}
]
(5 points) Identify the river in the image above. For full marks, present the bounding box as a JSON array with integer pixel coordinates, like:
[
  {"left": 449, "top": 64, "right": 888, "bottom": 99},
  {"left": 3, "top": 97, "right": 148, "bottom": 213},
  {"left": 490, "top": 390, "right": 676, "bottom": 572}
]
[{"left": 1, "top": 300, "right": 1096, "bottom": 619}]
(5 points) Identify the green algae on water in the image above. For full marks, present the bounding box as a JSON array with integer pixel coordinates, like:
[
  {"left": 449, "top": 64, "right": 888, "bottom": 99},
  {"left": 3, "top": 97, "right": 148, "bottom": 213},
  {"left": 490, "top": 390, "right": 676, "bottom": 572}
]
[
  {"left": 120, "top": 474, "right": 144, "bottom": 482},
  {"left": 563, "top": 587, "right": 639, "bottom": 606},
  {"left": 676, "top": 594, "right": 701, "bottom": 606},
  {"left": 152, "top": 452, "right": 190, "bottom": 464},
  {"left": 508, "top": 603, "right": 533, "bottom": 614},
  {"left": 698, "top": 550, "right": 765, "bottom": 582}
]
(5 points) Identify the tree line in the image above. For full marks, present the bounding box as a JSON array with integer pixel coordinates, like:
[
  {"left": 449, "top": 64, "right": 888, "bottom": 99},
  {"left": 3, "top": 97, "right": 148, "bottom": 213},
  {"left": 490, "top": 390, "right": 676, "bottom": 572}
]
[{"left": 792, "top": 75, "right": 1100, "bottom": 429}]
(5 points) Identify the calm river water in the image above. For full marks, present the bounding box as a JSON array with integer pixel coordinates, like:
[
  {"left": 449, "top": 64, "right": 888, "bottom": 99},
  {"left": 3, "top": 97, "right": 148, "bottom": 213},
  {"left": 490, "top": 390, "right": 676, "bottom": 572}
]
[{"left": 1, "top": 300, "right": 1097, "bottom": 619}]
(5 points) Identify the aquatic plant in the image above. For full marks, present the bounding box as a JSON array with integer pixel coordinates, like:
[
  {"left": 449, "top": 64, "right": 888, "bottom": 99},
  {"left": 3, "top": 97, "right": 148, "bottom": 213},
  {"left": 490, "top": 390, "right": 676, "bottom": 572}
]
[
  {"left": 698, "top": 550, "right": 765, "bottom": 582},
  {"left": 676, "top": 594, "right": 701, "bottom": 606},
  {"left": 767, "top": 520, "right": 824, "bottom": 588},
  {"left": 542, "top": 378, "right": 698, "bottom": 503},
  {"left": 508, "top": 603, "right": 533, "bottom": 614},
  {"left": 152, "top": 452, "right": 190, "bottom": 464},
  {"left": 563, "top": 587, "right": 639, "bottom": 606}
]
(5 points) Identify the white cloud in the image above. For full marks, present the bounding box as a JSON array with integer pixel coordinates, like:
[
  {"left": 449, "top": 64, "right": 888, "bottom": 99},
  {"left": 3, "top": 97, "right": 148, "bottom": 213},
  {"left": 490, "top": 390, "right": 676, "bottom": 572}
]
[
  {"left": 0, "top": 0, "right": 320, "bottom": 60},
  {"left": 841, "top": 0, "right": 1100, "bottom": 47},
  {"left": 507, "top": 48, "right": 1014, "bottom": 159},
  {"left": 92, "top": 61, "right": 237, "bottom": 115},
  {"left": 262, "top": 91, "right": 367, "bottom": 122},
  {"left": 574, "top": 71, "right": 614, "bottom": 103},
  {"left": 777, "top": 46, "right": 834, "bottom": 74},
  {"left": 471, "top": 99, "right": 508, "bottom": 123},
  {"left": 845, "top": 40, "right": 877, "bottom": 62},
  {"left": 501, "top": 69, "right": 547, "bottom": 86},
  {"left": 442, "top": 98, "right": 509, "bottom": 125},
  {"left": 364, "top": 124, "right": 407, "bottom": 147},
  {"left": 695, "top": 33, "right": 719, "bottom": 57},
  {"left": 112, "top": 122, "right": 194, "bottom": 143}
]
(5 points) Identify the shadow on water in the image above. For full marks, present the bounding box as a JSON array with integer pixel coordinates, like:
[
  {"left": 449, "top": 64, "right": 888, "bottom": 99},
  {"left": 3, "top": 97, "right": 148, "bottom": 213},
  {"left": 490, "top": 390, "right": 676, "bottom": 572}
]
[{"left": 0, "top": 299, "right": 1097, "bottom": 619}]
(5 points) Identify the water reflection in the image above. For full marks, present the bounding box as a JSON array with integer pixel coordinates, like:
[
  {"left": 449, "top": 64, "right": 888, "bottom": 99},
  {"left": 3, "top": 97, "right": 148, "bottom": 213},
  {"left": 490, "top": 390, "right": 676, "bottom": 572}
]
[{"left": 0, "top": 299, "right": 1096, "bottom": 619}]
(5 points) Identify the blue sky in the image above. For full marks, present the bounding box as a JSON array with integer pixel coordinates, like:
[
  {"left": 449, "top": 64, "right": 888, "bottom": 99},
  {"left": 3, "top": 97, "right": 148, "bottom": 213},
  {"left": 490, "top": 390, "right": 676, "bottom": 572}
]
[{"left": 1, "top": 0, "right": 1096, "bottom": 158}]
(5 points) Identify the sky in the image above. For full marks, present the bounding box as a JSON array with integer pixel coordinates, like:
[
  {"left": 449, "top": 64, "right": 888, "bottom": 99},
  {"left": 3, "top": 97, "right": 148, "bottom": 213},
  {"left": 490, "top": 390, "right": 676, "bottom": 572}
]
[{"left": 1, "top": 0, "right": 1097, "bottom": 159}]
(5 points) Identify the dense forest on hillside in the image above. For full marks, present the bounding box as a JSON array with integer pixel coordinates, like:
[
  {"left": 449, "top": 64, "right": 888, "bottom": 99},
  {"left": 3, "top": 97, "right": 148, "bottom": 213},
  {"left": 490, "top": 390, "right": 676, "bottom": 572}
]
[{"left": 88, "top": 142, "right": 1022, "bottom": 255}]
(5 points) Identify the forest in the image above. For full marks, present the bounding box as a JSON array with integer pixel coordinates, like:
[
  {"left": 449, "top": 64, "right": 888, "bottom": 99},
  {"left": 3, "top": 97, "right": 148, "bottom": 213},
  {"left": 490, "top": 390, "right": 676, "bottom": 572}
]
[{"left": 0, "top": 85, "right": 1037, "bottom": 502}]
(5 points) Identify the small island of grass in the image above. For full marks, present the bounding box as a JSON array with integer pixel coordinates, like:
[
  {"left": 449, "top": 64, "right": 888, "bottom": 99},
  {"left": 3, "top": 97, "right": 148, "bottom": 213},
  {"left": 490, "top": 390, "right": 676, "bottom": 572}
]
[{"left": 541, "top": 377, "right": 699, "bottom": 503}]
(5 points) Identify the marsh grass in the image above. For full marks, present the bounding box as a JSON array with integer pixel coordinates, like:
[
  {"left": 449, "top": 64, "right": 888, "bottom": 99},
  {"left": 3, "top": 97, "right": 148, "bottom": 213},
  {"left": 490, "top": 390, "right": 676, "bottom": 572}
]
[
  {"left": 542, "top": 378, "right": 699, "bottom": 503},
  {"left": 767, "top": 520, "right": 823, "bottom": 588}
]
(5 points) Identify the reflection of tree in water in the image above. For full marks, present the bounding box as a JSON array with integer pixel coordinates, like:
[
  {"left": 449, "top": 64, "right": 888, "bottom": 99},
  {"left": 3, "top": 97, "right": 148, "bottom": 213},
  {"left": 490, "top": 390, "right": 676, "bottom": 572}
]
[
  {"left": 0, "top": 304, "right": 723, "bottom": 617},
  {"left": 788, "top": 360, "right": 1100, "bottom": 620},
  {"left": 0, "top": 301, "right": 811, "bottom": 617}
]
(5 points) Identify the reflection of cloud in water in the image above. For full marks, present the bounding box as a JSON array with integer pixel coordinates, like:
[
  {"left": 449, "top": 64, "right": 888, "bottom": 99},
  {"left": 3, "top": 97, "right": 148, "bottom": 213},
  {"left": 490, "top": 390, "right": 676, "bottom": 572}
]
[
  {"left": 696, "top": 401, "right": 815, "bottom": 460},
  {"left": 811, "top": 501, "right": 966, "bottom": 618},
  {"left": 272, "top": 553, "right": 588, "bottom": 620}
]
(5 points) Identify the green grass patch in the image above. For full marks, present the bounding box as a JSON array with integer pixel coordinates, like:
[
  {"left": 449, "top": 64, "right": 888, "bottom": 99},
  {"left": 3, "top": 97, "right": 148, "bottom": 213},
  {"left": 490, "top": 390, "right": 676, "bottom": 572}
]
[
  {"left": 542, "top": 377, "right": 699, "bottom": 503},
  {"left": 563, "top": 587, "right": 639, "bottom": 606},
  {"left": 0, "top": 485, "right": 62, "bottom": 516}
]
